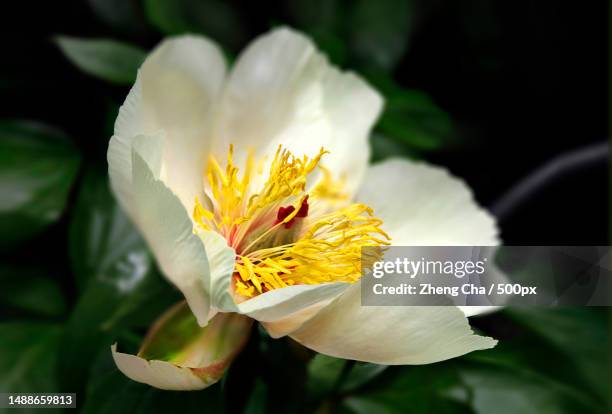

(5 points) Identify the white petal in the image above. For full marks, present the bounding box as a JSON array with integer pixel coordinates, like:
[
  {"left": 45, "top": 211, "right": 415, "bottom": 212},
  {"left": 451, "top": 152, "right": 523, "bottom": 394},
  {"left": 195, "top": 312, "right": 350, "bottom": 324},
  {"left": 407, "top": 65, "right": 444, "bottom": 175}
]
[
  {"left": 108, "top": 133, "right": 136, "bottom": 217},
  {"left": 198, "top": 230, "right": 238, "bottom": 314},
  {"left": 237, "top": 282, "right": 348, "bottom": 322},
  {"left": 260, "top": 299, "right": 335, "bottom": 339},
  {"left": 112, "top": 345, "right": 211, "bottom": 390},
  {"left": 290, "top": 283, "right": 497, "bottom": 364},
  {"left": 357, "top": 158, "right": 499, "bottom": 245},
  {"left": 129, "top": 139, "right": 211, "bottom": 325},
  {"left": 357, "top": 158, "right": 502, "bottom": 317},
  {"left": 318, "top": 70, "right": 382, "bottom": 195},
  {"left": 212, "top": 27, "right": 382, "bottom": 195},
  {"left": 110, "top": 35, "right": 226, "bottom": 215}
]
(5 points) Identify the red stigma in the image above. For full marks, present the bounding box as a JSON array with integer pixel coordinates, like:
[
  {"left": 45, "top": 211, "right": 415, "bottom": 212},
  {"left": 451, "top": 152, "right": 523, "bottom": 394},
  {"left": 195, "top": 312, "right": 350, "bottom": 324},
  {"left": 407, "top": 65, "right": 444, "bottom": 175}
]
[{"left": 276, "top": 196, "right": 309, "bottom": 229}]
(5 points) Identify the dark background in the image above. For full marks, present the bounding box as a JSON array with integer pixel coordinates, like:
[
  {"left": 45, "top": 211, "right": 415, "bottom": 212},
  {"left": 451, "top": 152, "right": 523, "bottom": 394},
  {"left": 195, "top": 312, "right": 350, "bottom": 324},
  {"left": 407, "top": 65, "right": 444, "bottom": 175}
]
[
  {"left": 0, "top": 1, "right": 609, "bottom": 413},
  {"left": 1, "top": 0, "right": 608, "bottom": 244}
]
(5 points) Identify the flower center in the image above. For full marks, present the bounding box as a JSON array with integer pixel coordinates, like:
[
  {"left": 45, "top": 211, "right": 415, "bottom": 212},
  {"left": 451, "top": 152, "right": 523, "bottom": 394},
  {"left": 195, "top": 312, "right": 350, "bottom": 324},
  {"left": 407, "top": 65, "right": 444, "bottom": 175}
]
[{"left": 193, "top": 145, "right": 390, "bottom": 299}]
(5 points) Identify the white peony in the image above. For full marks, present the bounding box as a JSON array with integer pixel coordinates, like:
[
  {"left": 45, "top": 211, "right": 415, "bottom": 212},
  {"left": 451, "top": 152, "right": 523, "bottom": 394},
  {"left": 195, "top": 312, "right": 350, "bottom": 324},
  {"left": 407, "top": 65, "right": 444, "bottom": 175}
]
[{"left": 108, "top": 27, "right": 499, "bottom": 390}]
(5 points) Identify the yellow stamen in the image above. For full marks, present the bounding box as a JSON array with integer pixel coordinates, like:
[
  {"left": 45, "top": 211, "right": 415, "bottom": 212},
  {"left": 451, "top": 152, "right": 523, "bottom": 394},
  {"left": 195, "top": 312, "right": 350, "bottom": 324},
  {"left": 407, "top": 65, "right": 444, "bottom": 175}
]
[
  {"left": 311, "top": 165, "right": 349, "bottom": 204},
  {"left": 193, "top": 145, "right": 391, "bottom": 299},
  {"left": 234, "top": 203, "right": 390, "bottom": 297}
]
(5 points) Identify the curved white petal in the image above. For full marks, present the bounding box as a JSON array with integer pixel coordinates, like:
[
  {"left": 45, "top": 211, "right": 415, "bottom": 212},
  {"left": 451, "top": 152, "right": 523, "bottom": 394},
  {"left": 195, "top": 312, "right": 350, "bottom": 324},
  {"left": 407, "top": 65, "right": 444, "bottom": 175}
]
[
  {"left": 198, "top": 230, "right": 238, "bottom": 314},
  {"left": 212, "top": 27, "right": 382, "bottom": 195},
  {"left": 112, "top": 345, "right": 212, "bottom": 390},
  {"left": 290, "top": 283, "right": 497, "bottom": 364},
  {"left": 357, "top": 158, "right": 502, "bottom": 317},
  {"left": 356, "top": 158, "right": 499, "bottom": 246},
  {"left": 237, "top": 282, "right": 348, "bottom": 322},
  {"left": 128, "top": 138, "right": 211, "bottom": 325},
  {"left": 260, "top": 299, "right": 335, "bottom": 339},
  {"left": 110, "top": 35, "right": 226, "bottom": 217}
]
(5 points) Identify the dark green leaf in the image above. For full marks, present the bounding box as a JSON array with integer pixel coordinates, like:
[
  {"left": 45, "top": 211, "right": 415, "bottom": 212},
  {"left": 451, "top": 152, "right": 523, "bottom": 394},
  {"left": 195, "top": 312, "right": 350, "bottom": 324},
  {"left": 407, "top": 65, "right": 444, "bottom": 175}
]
[
  {"left": 310, "top": 30, "right": 348, "bottom": 66},
  {"left": 69, "top": 168, "right": 148, "bottom": 292},
  {"left": 88, "top": 0, "right": 149, "bottom": 34},
  {"left": 307, "top": 356, "right": 387, "bottom": 405},
  {"left": 0, "top": 322, "right": 62, "bottom": 395},
  {"left": 61, "top": 168, "right": 180, "bottom": 391},
  {"left": 370, "top": 132, "right": 420, "bottom": 163},
  {"left": 244, "top": 379, "right": 267, "bottom": 414},
  {"left": 380, "top": 89, "right": 453, "bottom": 150},
  {"left": 55, "top": 36, "right": 146, "bottom": 85},
  {"left": 340, "top": 362, "right": 388, "bottom": 393},
  {"left": 287, "top": 0, "right": 341, "bottom": 33},
  {"left": 349, "top": 0, "right": 415, "bottom": 70},
  {"left": 340, "top": 364, "right": 472, "bottom": 414},
  {"left": 367, "top": 71, "right": 454, "bottom": 151},
  {"left": 143, "top": 0, "right": 245, "bottom": 51},
  {"left": 0, "top": 264, "right": 66, "bottom": 318},
  {"left": 0, "top": 120, "right": 80, "bottom": 249},
  {"left": 306, "top": 354, "right": 346, "bottom": 400},
  {"left": 339, "top": 316, "right": 608, "bottom": 414},
  {"left": 458, "top": 358, "right": 601, "bottom": 414},
  {"left": 258, "top": 333, "right": 308, "bottom": 412},
  {"left": 505, "top": 308, "right": 611, "bottom": 405}
]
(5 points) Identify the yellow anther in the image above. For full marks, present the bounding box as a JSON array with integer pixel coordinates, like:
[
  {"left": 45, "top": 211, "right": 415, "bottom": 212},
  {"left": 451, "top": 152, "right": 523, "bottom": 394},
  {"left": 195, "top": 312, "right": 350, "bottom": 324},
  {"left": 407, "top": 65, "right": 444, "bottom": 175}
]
[{"left": 193, "top": 145, "right": 391, "bottom": 299}]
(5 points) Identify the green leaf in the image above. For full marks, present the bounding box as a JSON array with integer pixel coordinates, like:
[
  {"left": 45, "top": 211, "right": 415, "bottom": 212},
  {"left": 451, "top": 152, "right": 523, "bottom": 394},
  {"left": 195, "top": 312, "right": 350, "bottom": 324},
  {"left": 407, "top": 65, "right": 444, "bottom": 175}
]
[
  {"left": 244, "top": 379, "right": 267, "bottom": 414},
  {"left": 0, "top": 264, "right": 66, "bottom": 318},
  {"left": 307, "top": 356, "right": 387, "bottom": 405},
  {"left": 379, "top": 89, "right": 453, "bottom": 150},
  {"left": 339, "top": 313, "right": 607, "bottom": 414},
  {"left": 341, "top": 364, "right": 472, "bottom": 414},
  {"left": 367, "top": 71, "right": 454, "bottom": 151},
  {"left": 505, "top": 308, "right": 611, "bottom": 405},
  {"left": 370, "top": 132, "right": 420, "bottom": 163},
  {"left": 60, "top": 168, "right": 180, "bottom": 391},
  {"left": 340, "top": 362, "right": 388, "bottom": 393},
  {"left": 0, "top": 120, "right": 80, "bottom": 249},
  {"left": 88, "top": 0, "right": 148, "bottom": 34},
  {"left": 287, "top": 0, "right": 415, "bottom": 70},
  {"left": 349, "top": 0, "right": 415, "bottom": 70},
  {"left": 310, "top": 30, "right": 348, "bottom": 66},
  {"left": 0, "top": 322, "right": 63, "bottom": 396},
  {"left": 143, "top": 0, "right": 245, "bottom": 50},
  {"left": 306, "top": 354, "right": 346, "bottom": 400},
  {"left": 457, "top": 359, "right": 601, "bottom": 414},
  {"left": 69, "top": 168, "right": 148, "bottom": 292},
  {"left": 55, "top": 36, "right": 146, "bottom": 85},
  {"left": 287, "top": 0, "right": 341, "bottom": 33},
  {"left": 82, "top": 348, "right": 225, "bottom": 414},
  {"left": 257, "top": 333, "right": 308, "bottom": 412}
]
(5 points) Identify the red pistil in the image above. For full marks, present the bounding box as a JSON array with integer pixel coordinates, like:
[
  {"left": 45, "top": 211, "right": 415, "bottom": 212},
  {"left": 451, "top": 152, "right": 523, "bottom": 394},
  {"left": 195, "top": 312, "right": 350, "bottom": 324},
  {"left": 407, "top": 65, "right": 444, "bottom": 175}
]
[{"left": 276, "top": 196, "right": 309, "bottom": 229}]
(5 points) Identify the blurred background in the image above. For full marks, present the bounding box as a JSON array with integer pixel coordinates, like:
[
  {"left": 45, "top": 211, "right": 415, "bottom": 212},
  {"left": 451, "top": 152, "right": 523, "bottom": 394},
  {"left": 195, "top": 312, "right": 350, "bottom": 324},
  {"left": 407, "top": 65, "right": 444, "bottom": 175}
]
[{"left": 0, "top": 1, "right": 609, "bottom": 413}]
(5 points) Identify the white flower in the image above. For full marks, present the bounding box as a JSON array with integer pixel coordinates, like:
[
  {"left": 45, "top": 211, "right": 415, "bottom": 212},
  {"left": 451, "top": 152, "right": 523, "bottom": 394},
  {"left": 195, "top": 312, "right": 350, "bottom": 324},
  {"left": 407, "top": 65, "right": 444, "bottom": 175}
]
[{"left": 108, "top": 27, "right": 500, "bottom": 390}]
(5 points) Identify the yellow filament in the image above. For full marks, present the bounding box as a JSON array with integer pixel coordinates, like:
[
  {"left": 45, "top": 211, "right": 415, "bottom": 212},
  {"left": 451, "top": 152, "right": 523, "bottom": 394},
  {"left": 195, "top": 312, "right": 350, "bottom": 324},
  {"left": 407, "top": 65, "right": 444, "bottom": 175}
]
[
  {"left": 193, "top": 145, "right": 391, "bottom": 299},
  {"left": 311, "top": 165, "right": 349, "bottom": 204},
  {"left": 234, "top": 203, "right": 389, "bottom": 297}
]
